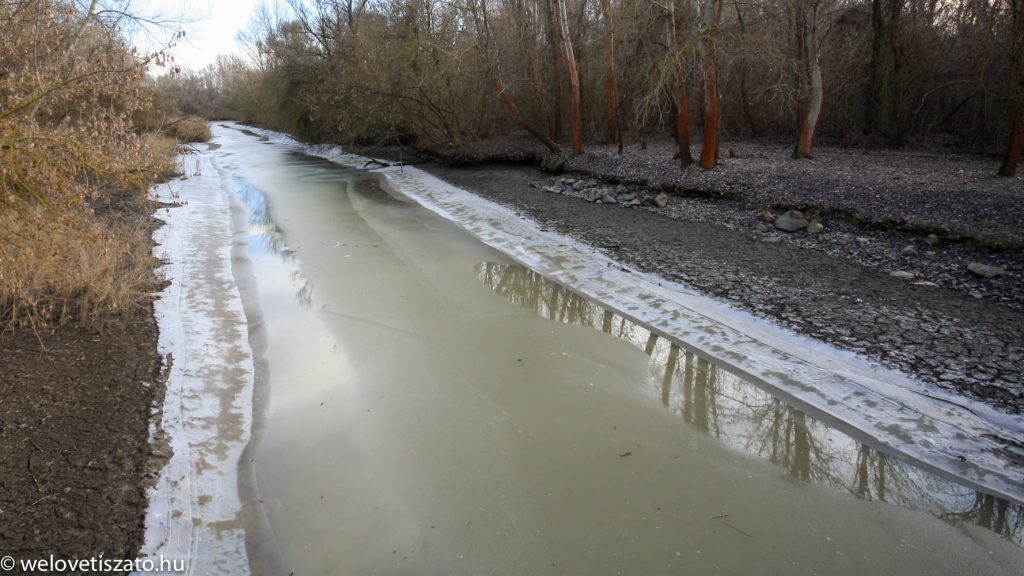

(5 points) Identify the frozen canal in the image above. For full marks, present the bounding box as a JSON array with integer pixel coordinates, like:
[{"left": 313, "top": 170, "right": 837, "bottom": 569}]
[{"left": 145, "top": 124, "right": 1023, "bottom": 575}]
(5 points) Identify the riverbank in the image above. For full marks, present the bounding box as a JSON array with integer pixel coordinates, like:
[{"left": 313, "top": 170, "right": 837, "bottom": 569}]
[
  {"left": 0, "top": 314, "right": 162, "bottom": 566},
  {"left": 355, "top": 138, "right": 1023, "bottom": 414},
  {"left": 0, "top": 178, "right": 172, "bottom": 569}
]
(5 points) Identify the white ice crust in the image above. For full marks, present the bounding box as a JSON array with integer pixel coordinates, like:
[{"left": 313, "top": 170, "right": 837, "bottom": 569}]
[
  {"left": 251, "top": 125, "right": 1024, "bottom": 502},
  {"left": 138, "top": 153, "right": 254, "bottom": 575}
]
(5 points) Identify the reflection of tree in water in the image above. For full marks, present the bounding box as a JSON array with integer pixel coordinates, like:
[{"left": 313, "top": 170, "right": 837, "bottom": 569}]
[
  {"left": 478, "top": 261, "right": 603, "bottom": 328},
  {"left": 853, "top": 444, "right": 889, "bottom": 501},
  {"left": 944, "top": 493, "right": 1024, "bottom": 540},
  {"left": 662, "top": 347, "right": 721, "bottom": 436},
  {"left": 477, "top": 261, "right": 1023, "bottom": 544},
  {"left": 291, "top": 270, "right": 314, "bottom": 309},
  {"left": 745, "top": 401, "right": 818, "bottom": 480}
]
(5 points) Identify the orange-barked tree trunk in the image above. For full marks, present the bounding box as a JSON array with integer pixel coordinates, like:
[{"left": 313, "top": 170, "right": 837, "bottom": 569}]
[
  {"left": 999, "top": 0, "right": 1024, "bottom": 177},
  {"left": 698, "top": 0, "right": 723, "bottom": 170},
  {"left": 557, "top": 0, "right": 583, "bottom": 155},
  {"left": 668, "top": 0, "right": 694, "bottom": 167},
  {"left": 1002, "top": 108, "right": 1024, "bottom": 177},
  {"left": 601, "top": 0, "right": 623, "bottom": 153},
  {"left": 792, "top": 0, "right": 824, "bottom": 160}
]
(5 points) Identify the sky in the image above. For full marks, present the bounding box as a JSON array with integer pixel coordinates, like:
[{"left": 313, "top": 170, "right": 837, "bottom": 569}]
[{"left": 138, "top": 0, "right": 264, "bottom": 71}]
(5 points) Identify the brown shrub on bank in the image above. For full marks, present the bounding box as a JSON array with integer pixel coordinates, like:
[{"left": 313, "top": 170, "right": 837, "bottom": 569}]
[
  {"left": 0, "top": 127, "right": 176, "bottom": 330},
  {"left": 0, "top": 1, "right": 178, "bottom": 330},
  {"left": 0, "top": 209, "right": 157, "bottom": 329},
  {"left": 166, "top": 116, "right": 212, "bottom": 143}
]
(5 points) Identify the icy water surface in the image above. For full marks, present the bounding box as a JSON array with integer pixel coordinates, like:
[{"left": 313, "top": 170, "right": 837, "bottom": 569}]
[{"left": 206, "top": 125, "right": 1022, "bottom": 575}]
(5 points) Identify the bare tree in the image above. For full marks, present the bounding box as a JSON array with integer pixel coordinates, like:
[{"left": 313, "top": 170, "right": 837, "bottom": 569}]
[
  {"left": 1000, "top": 0, "right": 1024, "bottom": 176},
  {"left": 668, "top": 0, "right": 695, "bottom": 166},
  {"left": 866, "top": 0, "right": 904, "bottom": 143},
  {"left": 476, "top": 0, "right": 562, "bottom": 153},
  {"left": 696, "top": 0, "right": 724, "bottom": 169},
  {"left": 558, "top": 0, "right": 584, "bottom": 154},
  {"left": 789, "top": 0, "right": 830, "bottom": 159},
  {"left": 601, "top": 0, "right": 624, "bottom": 153}
]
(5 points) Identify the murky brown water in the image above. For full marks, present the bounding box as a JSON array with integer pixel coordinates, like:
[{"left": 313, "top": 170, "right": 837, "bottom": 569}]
[{"left": 210, "top": 125, "right": 1023, "bottom": 575}]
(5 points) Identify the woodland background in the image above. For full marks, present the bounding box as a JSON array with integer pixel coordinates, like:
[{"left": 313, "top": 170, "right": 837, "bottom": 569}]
[{"left": 160, "top": 0, "right": 1024, "bottom": 174}]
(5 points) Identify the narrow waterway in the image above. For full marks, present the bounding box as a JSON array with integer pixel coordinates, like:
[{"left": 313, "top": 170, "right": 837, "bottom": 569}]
[{"left": 205, "top": 124, "right": 1021, "bottom": 575}]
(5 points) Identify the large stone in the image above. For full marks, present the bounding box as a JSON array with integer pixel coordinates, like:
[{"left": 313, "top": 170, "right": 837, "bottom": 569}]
[
  {"left": 967, "top": 262, "right": 1006, "bottom": 278},
  {"left": 774, "top": 210, "right": 809, "bottom": 232},
  {"left": 889, "top": 271, "right": 915, "bottom": 280},
  {"left": 807, "top": 222, "right": 824, "bottom": 234},
  {"left": 925, "top": 234, "right": 941, "bottom": 246},
  {"left": 757, "top": 211, "right": 775, "bottom": 223},
  {"left": 654, "top": 192, "right": 670, "bottom": 208}
]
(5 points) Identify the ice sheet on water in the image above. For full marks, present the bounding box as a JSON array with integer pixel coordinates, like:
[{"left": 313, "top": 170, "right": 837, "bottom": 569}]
[{"left": 241, "top": 122, "right": 1023, "bottom": 502}]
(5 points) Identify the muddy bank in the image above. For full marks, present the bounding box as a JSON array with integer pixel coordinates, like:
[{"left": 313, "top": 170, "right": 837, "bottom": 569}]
[
  {"left": 0, "top": 316, "right": 162, "bottom": 568},
  {"left": 411, "top": 160, "right": 1024, "bottom": 415},
  {"left": 397, "top": 137, "right": 1024, "bottom": 251}
]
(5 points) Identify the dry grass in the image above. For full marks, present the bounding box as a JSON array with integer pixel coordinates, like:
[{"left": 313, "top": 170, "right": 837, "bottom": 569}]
[
  {"left": 0, "top": 133, "right": 177, "bottom": 332},
  {"left": 166, "top": 116, "right": 211, "bottom": 143},
  {"left": 0, "top": 209, "right": 158, "bottom": 330}
]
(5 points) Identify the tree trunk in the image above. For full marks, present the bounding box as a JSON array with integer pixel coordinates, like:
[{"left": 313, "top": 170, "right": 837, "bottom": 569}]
[
  {"left": 733, "top": 1, "right": 760, "bottom": 135},
  {"left": 999, "top": 0, "right": 1024, "bottom": 177},
  {"left": 669, "top": 0, "right": 694, "bottom": 167},
  {"left": 557, "top": 0, "right": 583, "bottom": 155},
  {"left": 866, "top": 0, "right": 903, "bottom": 143},
  {"left": 793, "top": 1, "right": 823, "bottom": 160},
  {"left": 1000, "top": 109, "right": 1023, "bottom": 177},
  {"left": 699, "top": 50, "right": 719, "bottom": 169},
  {"left": 490, "top": 75, "right": 561, "bottom": 154},
  {"left": 601, "top": 0, "right": 623, "bottom": 153},
  {"left": 675, "top": 72, "right": 694, "bottom": 166},
  {"left": 524, "top": 4, "right": 553, "bottom": 141},
  {"left": 543, "top": 0, "right": 564, "bottom": 140},
  {"left": 698, "top": 0, "right": 723, "bottom": 170}
]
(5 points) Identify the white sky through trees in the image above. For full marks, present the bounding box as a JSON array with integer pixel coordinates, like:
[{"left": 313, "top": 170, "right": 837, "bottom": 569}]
[{"left": 142, "top": 0, "right": 262, "bottom": 71}]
